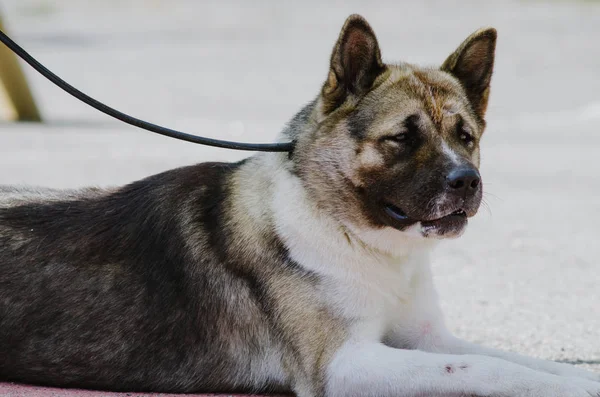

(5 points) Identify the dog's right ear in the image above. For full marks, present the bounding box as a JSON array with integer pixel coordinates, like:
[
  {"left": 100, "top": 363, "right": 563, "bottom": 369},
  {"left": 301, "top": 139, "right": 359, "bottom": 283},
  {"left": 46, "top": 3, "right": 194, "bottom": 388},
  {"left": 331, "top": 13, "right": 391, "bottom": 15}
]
[{"left": 321, "top": 14, "right": 386, "bottom": 114}]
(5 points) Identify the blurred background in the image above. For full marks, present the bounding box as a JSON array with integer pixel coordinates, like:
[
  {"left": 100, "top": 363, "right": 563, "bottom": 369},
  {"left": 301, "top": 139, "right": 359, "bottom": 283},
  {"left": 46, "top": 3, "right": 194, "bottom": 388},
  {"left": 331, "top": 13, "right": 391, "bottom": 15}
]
[{"left": 0, "top": 0, "right": 598, "bottom": 372}]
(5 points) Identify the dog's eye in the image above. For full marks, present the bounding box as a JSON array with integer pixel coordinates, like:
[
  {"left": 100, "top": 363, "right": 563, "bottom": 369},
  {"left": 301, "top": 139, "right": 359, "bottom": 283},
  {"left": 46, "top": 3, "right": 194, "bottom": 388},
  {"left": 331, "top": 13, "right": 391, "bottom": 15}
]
[
  {"left": 383, "top": 132, "right": 408, "bottom": 143},
  {"left": 458, "top": 127, "right": 475, "bottom": 148},
  {"left": 455, "top": 118, "right": 476, "bottom": 148},
  {"left": 382, "top": 114, "right": 419, "bottom": 145}
]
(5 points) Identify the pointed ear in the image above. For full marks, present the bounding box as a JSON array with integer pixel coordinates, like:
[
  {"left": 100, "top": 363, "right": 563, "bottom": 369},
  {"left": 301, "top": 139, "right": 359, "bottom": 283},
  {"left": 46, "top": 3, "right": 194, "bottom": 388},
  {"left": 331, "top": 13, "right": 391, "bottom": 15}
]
[
  {"left": 321, "top": 15, "right": 386, "bottom": 113},
  {"left": 441, "top": 28, "right": 497, "bottom": 119}
]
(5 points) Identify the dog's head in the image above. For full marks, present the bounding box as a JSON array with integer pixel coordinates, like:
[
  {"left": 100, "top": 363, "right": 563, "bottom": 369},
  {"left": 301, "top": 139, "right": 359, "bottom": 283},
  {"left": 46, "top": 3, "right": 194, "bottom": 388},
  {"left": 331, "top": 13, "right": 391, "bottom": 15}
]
[{"left": 292, "top": 15, "right": 496, "bottom": 241}]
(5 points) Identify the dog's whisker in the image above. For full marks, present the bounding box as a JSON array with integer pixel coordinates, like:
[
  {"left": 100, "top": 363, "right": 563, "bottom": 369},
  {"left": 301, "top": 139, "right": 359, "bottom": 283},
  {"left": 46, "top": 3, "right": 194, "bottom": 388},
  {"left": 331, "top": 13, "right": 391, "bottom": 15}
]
[
  {"left": 480, "top": 198, "right": 493, "bottom": 217},
  {"left": 483, "top": 191, "right": 501, "bottom": 199}
]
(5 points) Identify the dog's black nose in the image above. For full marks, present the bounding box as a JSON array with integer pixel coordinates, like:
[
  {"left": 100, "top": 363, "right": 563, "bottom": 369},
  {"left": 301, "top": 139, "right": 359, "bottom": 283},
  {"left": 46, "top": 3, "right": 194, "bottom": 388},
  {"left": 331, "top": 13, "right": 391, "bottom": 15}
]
[{"left": 446, "top": 167, "right": 481, "bottom": 194}]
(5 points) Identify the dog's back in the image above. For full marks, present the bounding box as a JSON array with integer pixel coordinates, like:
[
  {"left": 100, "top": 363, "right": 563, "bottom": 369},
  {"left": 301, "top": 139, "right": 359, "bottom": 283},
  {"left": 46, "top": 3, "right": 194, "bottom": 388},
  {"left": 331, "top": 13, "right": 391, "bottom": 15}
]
[{"left": 0, "top": 161, "right": 290, "bottom": 393}]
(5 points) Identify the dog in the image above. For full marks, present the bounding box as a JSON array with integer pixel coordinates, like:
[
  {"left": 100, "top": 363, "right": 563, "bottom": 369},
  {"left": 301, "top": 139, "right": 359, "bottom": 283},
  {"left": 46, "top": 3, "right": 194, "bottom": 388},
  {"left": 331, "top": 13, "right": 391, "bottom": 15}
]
[{"left": 1, "top": 14, "right": 599, "bottom": 397}]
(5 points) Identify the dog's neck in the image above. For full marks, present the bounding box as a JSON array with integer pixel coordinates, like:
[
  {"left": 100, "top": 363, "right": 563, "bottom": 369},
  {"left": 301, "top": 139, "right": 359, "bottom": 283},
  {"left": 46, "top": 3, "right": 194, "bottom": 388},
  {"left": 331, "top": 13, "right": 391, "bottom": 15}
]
[
  {"left": 228, "top": 99, "right": 437, "bottom": 279},
  {"left": 253, "top": 152, "right": 436, "bottom": 270},
  {"left": 279, "top": 98, "right": 320, "bottom": 144}
]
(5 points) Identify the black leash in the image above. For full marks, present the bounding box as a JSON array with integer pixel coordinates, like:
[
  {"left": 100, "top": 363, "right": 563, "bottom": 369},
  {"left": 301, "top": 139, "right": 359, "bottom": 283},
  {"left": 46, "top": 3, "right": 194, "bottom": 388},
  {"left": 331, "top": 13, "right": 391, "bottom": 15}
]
[{"left": 0, "top": 29, "right": 295, "bottom": 152}]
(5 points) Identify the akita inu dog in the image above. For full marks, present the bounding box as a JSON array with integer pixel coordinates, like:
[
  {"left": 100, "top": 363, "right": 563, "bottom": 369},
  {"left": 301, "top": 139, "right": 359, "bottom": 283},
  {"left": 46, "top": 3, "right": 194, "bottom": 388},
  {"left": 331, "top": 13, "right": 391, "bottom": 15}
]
[{"left": 1, "top": 14, "right": 598, "bottom": 397}]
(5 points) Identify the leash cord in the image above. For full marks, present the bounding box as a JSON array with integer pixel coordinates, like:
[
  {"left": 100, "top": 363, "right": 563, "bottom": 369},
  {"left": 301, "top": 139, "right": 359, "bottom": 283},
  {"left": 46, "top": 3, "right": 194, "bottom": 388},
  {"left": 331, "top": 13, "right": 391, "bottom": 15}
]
[{"left": 0, "top": 29, "right": 295, "bottom": 152}]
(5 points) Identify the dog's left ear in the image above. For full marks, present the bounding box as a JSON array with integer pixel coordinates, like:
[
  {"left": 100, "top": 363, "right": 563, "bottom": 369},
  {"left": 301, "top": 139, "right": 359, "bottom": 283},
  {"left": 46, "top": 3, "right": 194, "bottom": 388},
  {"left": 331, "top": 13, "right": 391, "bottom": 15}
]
[
  {"left": 442, "top": 28, "right": 497, "bottom": 119},
  {"left": 321, "top": 14, "right": 386, "bottom": 114}
]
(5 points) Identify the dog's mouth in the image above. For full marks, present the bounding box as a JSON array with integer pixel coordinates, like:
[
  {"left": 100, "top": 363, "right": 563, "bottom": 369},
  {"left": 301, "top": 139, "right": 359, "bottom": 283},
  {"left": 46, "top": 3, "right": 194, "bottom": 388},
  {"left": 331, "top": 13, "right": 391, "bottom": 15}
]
[{"left": 383, "top": 203, "right": 469, "bottom": 237}]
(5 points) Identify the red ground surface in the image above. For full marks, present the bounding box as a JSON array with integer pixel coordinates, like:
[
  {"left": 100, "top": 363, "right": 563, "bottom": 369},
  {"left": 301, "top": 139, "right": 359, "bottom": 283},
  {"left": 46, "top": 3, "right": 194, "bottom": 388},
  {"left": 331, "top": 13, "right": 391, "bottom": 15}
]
[{"left": 0, "top": 383, "right": 288, "bottom": 397}]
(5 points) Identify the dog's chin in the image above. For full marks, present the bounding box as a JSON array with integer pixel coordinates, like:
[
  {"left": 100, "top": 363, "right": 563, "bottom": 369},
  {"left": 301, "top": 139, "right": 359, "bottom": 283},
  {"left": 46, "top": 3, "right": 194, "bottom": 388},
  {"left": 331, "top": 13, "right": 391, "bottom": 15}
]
[
  {"left": 383, "top": 204, "right": 470, "bottom": 239},
  {"left": 419, "top": 215, "right": 468, "bottom": 239}
]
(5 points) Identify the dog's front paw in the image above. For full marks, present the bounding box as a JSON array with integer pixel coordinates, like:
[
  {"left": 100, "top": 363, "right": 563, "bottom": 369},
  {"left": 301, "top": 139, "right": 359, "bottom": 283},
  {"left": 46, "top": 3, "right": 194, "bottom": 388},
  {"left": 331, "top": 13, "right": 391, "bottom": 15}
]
[
  {"left": 469, "top": 358, "right": 600, "bottom": 397},
  {"left": 530, "top": 378, "right": 600, "bottom": 397},
  {"left": 565, "top": 377, "right": 600, "bottom": 396},
  {"left": 548, "top": 362, "right": 600, "bottom": 383}
]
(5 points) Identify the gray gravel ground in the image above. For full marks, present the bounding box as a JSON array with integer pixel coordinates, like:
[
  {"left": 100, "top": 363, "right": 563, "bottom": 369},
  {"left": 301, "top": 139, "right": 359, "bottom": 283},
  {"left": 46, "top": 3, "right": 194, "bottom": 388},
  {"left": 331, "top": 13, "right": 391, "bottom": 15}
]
[{"left": 1, "top": 0, "right": 599, "bottom": 374}]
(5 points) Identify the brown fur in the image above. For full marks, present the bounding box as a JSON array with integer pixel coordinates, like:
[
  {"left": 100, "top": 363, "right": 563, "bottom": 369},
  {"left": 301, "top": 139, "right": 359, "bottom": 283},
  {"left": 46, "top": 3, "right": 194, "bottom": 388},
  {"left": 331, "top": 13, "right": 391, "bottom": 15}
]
[{"left": 0, "top": 15, "right": 496, "bottom": 396}]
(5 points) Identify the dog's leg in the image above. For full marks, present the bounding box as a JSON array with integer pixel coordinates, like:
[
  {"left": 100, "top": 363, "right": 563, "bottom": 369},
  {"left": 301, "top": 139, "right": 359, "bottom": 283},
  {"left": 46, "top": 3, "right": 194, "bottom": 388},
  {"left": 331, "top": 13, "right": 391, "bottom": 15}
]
[
  {"left": 429, "top": 333, "right": 600, "bottom": 383},
  {"left": 387, "top": 263, "right": 600, "bottom": 385},
  {"left": 325, "top": 341, "right": 600, "bottom": 397}
]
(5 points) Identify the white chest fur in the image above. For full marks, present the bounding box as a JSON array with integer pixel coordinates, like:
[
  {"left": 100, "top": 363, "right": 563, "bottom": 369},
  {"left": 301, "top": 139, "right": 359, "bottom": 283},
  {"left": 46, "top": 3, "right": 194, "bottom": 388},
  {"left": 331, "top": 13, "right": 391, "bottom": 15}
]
[{"left": 270, "top": 165, "right": 438, "bottom": 342}]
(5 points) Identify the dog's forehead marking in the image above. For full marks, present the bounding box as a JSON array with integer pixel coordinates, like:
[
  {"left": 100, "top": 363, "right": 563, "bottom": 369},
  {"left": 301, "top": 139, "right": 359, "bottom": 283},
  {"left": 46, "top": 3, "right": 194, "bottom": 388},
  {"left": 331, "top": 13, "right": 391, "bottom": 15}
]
[
  {"left": 426, "top": 86, "right": 444, "bottom": 125},
  {"left": 385, "top": 66, "right": 477, "bottom": 136},
  {"left": 442, "top": 102, "right": 459, "bottom": 116},
  {"left": 388, "top": 69, "right": 454, "bottom": 130},
  {"left": 369, "top": 67, "right": 474, "bottom": 144}
]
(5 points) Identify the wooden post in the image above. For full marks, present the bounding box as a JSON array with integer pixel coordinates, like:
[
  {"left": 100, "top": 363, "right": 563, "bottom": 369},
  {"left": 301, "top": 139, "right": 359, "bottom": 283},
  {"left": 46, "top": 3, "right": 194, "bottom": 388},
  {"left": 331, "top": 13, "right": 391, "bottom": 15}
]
[{"left": 0, "top": 14, "right": 42, "bottom": 121}]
